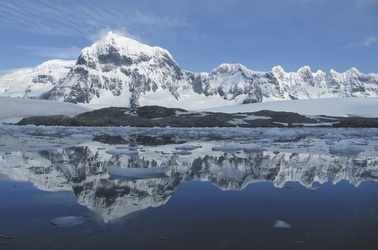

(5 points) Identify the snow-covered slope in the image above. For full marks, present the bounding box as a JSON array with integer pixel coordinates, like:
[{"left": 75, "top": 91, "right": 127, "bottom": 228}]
[
  {"left": 0, "top": 31, "right": 378, "bottom": 110},
  {"left": 203, "top": 97, "right": 378, "bottom": 118},
  {"left": 0, "top": 60, "right": 75, "bottom": 98},
  {"left": 0, "top": 97, "right": 91, "bottom": 123}
]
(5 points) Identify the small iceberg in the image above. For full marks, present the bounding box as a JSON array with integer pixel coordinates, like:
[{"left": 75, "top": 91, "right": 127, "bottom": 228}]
[
  {"left": 243, "top": 146, "right": 267, "bottom": 152},
  {"left": 175, "top": 145, "right": 201, "bottom": 150},
  {"left": 370, "top": 171, "right": 378, "bottom": 178},
  {"left": 70, "top": 134, "right": 93, "bottom": 141},
  {"left": 264, "top": 128, "right": 297, "bottom": 138},
  {"left": 329, "top": 144, "right": 364, "bottom": 156},
  {"left": 212, "top": 145, "right": 243, "bottom": 153},
  {"left": 176, "top": 150, "right": 192, "bottom": 155},
  {"left": 273, "top": 220, "right": 291, "bottom": 228},
  {"left": 162, "top": 190, "right": 174, "bottom": 196},
  {"left": 306, "top": 186, "right": 320, "bottom": 191},
  {"left": 105, "top": 149, "right": 138, "bottom": 155},
  {"left": 50, "top": 216, "right": 88, "bottom": 227},
  {"left": 108, "top": 165, "right": 169, "bottom": 180}
]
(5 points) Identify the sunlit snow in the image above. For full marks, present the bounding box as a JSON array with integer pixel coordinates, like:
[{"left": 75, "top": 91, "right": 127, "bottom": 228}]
[{"left": 0, "top": 97, "right": 91, "bottom": 123}]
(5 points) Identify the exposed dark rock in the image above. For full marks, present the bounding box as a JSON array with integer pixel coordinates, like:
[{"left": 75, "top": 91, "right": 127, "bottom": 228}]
[
  {"left": 252, "top": 110, "right": 318, "bottom": 123},
  {"left": 16, "top": 105, "right": 378, "bottom": 128},
  {"left": 136, "top": 106, "right": 186, "bottom": 119},
  {"left": 332, "top": 117, "right": 378, "bottom": 128}
]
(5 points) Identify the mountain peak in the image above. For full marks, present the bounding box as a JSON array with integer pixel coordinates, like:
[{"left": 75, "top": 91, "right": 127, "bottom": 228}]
[
  {"left": 297, "top": 65, "right": 311, "bottom": 73},
  {"left": 91, "top": 31, "right": 154, "bottom": 57},
  {"left": 75, "top": 31, "right": 177, "bottom": 71}
]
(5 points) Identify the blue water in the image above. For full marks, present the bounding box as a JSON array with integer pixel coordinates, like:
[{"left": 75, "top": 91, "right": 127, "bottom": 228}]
[
  {"left": 1, "top": 178, "right": 377, "bottom": 249},
  {"left": 0, "top": 126, "right": 378, "bottom": 249}
]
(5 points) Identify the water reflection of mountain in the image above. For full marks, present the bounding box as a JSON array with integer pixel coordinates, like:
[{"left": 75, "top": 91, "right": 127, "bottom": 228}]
[{"left": 1, "top": 146, "right": 377, "bottom": 222}]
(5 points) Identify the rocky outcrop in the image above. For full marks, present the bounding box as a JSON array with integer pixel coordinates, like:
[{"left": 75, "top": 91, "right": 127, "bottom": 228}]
[{"left": 16, "top": 105, "right": 378, "bottom": 127}]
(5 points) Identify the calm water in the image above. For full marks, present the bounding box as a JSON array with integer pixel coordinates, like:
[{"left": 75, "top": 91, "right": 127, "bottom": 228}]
[{"left": 0, "top": 126, "right": 378, "bottom": 249}]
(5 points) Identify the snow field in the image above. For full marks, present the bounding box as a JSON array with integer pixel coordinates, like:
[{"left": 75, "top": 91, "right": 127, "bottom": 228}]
[
  {"left": 202, "top": 97, "right": 378, "bottom": 117},
  {"left": 0, "top": 97, "right": 91, "bottom": 123}
]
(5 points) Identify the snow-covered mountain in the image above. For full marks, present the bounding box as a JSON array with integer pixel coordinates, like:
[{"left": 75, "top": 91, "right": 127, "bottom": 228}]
[
  {"left": 1, "top": 31, "right": 378, "bottom": 109},
  {"left": 0, "top": 59, "right": 75, "bottom": 98}
]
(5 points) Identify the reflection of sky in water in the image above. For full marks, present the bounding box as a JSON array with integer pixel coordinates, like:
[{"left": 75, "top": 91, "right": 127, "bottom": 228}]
[{"left": 0, "top": 126, "right": 377, "bottom": 249}]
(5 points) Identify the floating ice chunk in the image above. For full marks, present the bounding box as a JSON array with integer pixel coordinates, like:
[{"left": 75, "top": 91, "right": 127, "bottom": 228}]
[
  {"left": 108, "top": 165, "right": 169, "bottom": 180},
  {"left": 105, "top": 149, "right": 138, "bottom": 155},
  {"left": 263, "top": 128, "right": 297, "bottom": 137},
  {"left": 162, "top": 190, "right": 174, "bottom": 196},
  {"left": 50, "top": 216, "right": 88, "bottom": 227},
  {"left": 70, "top": 134, "right": 93, "bottom": 141},
  {"left": 294, "top": 241, "right": 305, "bottom": 244},
  {"left": 306, "top": 186, "right": 320, "bottom": 191},
  {"left": 175, "top": 145, "right": 202, "bottom": 150},
  {"left": 212, "top": 145, "right": 243, "bottom": 153},
  {"left": 273, "top": 220, "right": 291, "bottom": 228},
  {"left": 29, "top": 144, "right": 61, "bottom": 148},
  {"left": 176, "top": 150, "right": 192, "bottom": 155},
  {"left": 370, "top": 171, "right": 378, "bottom": 178},
  {"left": 243, "top": 145, "right": 267, "bottom": 152},
  {"left": 324, "top": 132, "right": 343, "bottom": 139},
  {"left": 329, "top": 144, "right": 364, "bottom": 156},
  {"left": 116, "top": 146, "right": 142, "bottom": 150}
]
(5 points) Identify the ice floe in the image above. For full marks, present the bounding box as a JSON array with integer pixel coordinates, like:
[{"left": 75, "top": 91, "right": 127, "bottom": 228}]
[
  {"left": 69, "top": 134, "right": 93, "bottom": 141},
  {"left": 50, "top": 216, "right": 89, "bottom": 227},
  {"left": 174, "top": 145, "right": 202, "bottom": 150},
  {"left": 263, "top": 128, "right": 298, "bottom": 138},
  {"left": 105, "top": 149, "right": 139, "bottom": 155},
  {"left": 162, "top": 190, "right": 174, "bottom": 196},
  {"left": 212, "top": 145, "right": 243, "bottom": 153},
  {"left": 306, "top": 186, "right": 320, "bottom": 191},
  {"left": 370, "top": 171, "right": 378, "bottom": 178},
  {"left": 108, "top": 165, "right": 170, "bottom": 180},
  {"left": 329, "top": 144, "right": 365, "bottom": 156},
  {"left": 243, "top": 145, "right": 267, "bottom": 152},
  {"left": 273, "top": 220, "right": 291, "bottom": 228},
  {"left": 175, "top": 150, "right": 192, "bottom": 155}
]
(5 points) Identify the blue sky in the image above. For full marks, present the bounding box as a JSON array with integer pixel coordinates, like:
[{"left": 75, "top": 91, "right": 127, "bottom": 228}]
[{"left": 0, "top": 0, "right": 377, "bottom": 74}]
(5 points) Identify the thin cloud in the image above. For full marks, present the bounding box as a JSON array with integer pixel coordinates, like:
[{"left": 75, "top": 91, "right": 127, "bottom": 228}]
[
  {"left": 89, "top": 29, "right": 143, "bottom": 44},
  {"left": 362, "top": 36, "right": 377, "bottom": 46},
  {"left": 0, "top": 0, "right": 193, "bottom": 40},
  {"left": 345, "top": 36, "right": 377, "bottom": 48},
  {"left": 20, "top": 46, "right": 82, "bottom": 60}
]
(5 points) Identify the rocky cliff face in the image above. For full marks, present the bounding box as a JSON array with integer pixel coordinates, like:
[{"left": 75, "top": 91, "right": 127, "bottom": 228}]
[{"left": 1, "top": 31, "right": 378, "bottom": 109}]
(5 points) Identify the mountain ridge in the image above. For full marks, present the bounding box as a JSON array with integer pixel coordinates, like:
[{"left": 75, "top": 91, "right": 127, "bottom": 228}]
[{"left": 1, "top": 31, "right": 377, "bottom": 109}]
